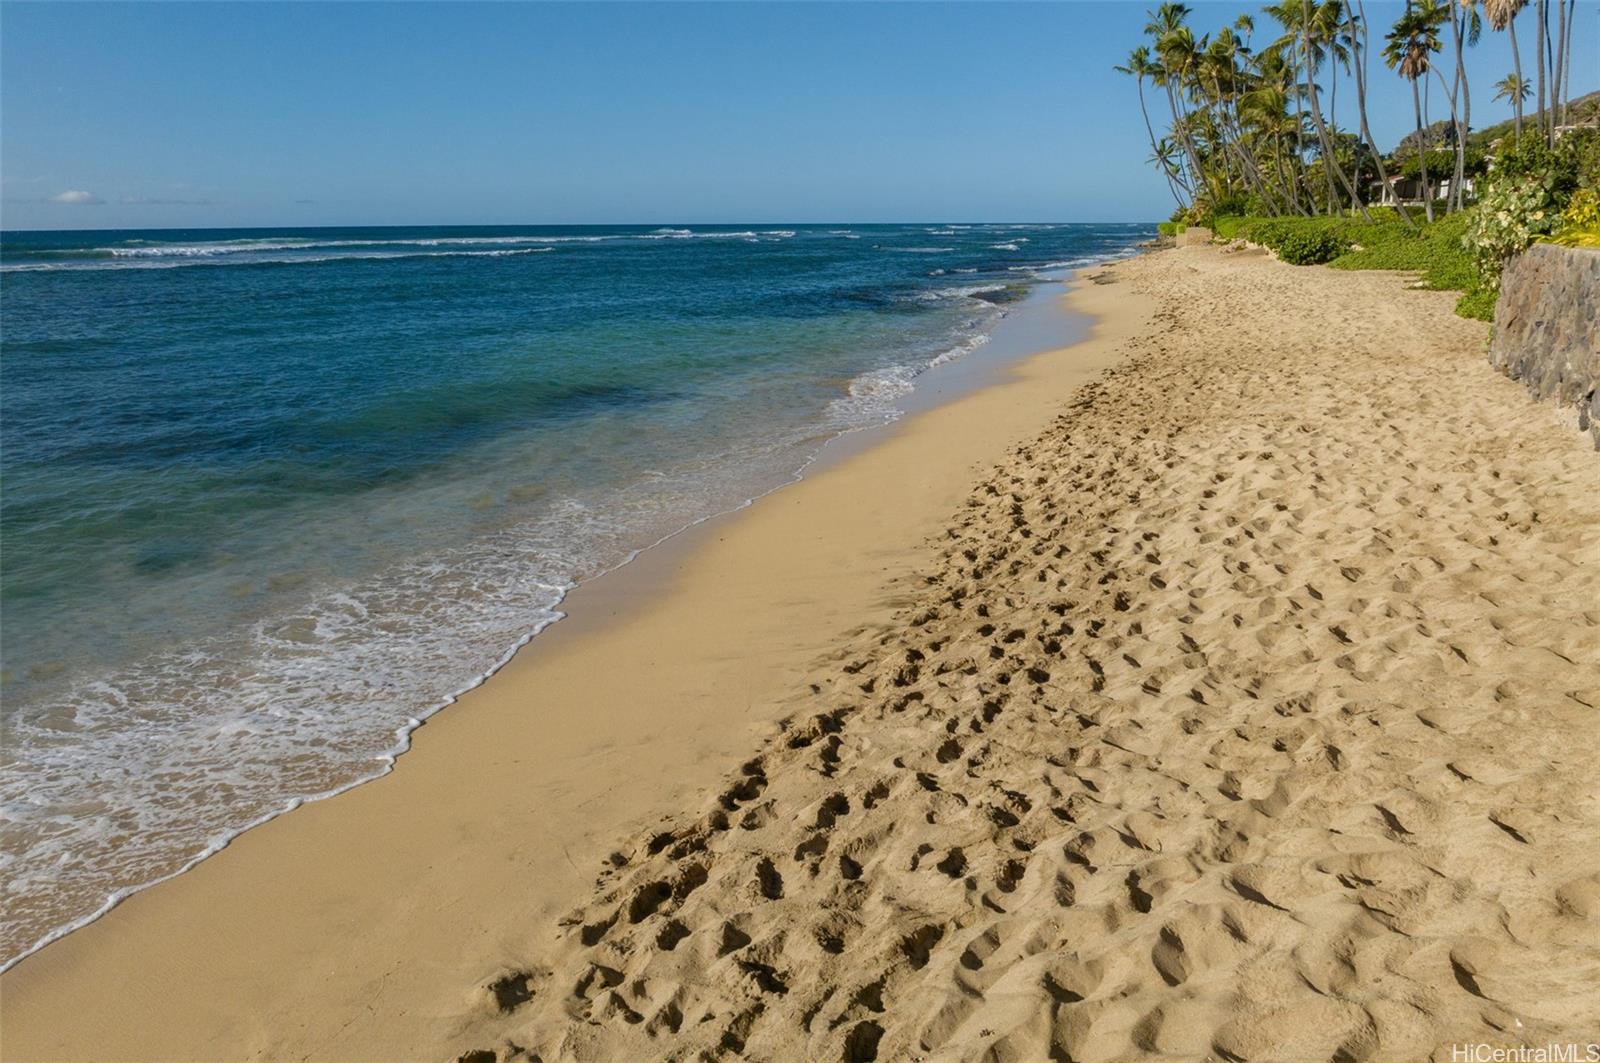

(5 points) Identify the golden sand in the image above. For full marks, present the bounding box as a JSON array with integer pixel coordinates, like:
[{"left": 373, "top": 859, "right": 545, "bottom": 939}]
[
  {"left": 444, "top": 247, "right": 1600, "bottom": 1061},
  {"left": 5, "top": 247, "right": 1598, "bottom": 1062}
]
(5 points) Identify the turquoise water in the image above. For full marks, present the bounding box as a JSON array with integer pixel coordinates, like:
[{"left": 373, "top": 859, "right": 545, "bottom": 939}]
[{"left": 0, "top": 222, "right": 1150, "bottom": 963}]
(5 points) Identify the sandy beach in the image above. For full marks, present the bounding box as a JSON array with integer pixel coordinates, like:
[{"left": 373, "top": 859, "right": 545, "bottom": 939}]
[{"left": 5, "top": 245, "right": 1599, "bottom": 1061}]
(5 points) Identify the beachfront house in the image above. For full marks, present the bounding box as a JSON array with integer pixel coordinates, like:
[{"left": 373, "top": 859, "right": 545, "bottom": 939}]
[{"left": 1369, "top": 173, "right": 1476, "bottom": 208}]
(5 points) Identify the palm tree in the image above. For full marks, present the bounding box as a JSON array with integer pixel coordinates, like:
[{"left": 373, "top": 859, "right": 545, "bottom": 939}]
[
  {"left": 1267, "top": 0, "right": 1341, "bottom": 210},
  {"left": 1211, "top": 29, "right": 1292, "bottom": 214},
  {"left": 1153, "top": 20, "right": 1224, "bottom": 206},
  {"left": 1247, "top": 45, "right": 1313, "bottom": 212},
  {"left": 1483, "top": 0, "right": 1529, "bottom": 138},
  {"left": 1385, "top": 0, "right": 1446, "bottom": 221},
  {"left": 1493, "top": 71, "right": 1531, "bottom": 111},
  {"left": 1117, "top": 46, "right": 1189, "bottom": 207},
  {"left": 1148, "top": 137, "right": 1189, "bottom": 196},
  {"left": 1144, "top": 3, "right": 1215, "bottom": 206}
]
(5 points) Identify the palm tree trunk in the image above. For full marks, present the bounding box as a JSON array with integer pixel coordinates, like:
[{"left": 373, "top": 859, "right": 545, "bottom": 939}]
[
  {"left": 1329, "top": 45, "right": 1340, "bottom": 140},
  {"left": 1429, "top": 66, "right": 1463, "bottom": 212},
  {"left": 1137, "top": 79, "right": 1187, "bottom": 206},
  {"left": 1544, "top": 0, "right": 1556, "bottom": 142},
  {"left": 1168, "top": 82, "right": 1216, "bottom": 205},
  {"left": 1290, "top": 66, "right": 1312, "bottom": 208},
  {"left": 1222, "top": 103, "right": 1281, "bottom": 214},
  {"left": 1568, "top": 0, "right": 1580, "bottom": 125},
  {"left": 1509, "top": 16, "right": 1525, "bottom": 139},
  {"left": 1311, "top": 71, "right": 1370, "bottom": 218},
  {"left": 1273, "top": 129, "right": 1306, "bottom": 215},
  {"left": 1301, "top": 1, "right": 1342, "bottom": 213},
  {"left": 1451, "top": 4, "right": 1469, "bottom": 211},
  {"left": 1162, "top": 82, "right": 1202, "bottom": 201},
  {"left": 1352, "top": 0, "right": 1416, "bottom": 226},
  {"left": 1416, "top": 76, "right": 1434, "bottom": 222},
  {"left": 1552, "top": 0, "right": 1567, "bottom": 127},
  {"left": 1534, "top": 0, "right": 1546, "bottom": 140}
]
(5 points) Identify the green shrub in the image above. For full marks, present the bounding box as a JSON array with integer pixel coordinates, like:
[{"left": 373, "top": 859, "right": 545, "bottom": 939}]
[
  {"left": 1463, "top": 170, "right": 1564, "bottom": 285},
  {"left": 1211, "top": 215, "right": 1248, "bottom": 241},
  {"left": 1548, "top": 186, "right": 1600, "bottom": 248},
  {"left": 1455, "top": 285, "right": 1497, "bottom": 321},
  {"left": 1208, "top": 193, "right": 1251, "bottom": 218},
  {"left": 1238, "top": 218, "right": 1290, "bottom": 248},
  {"left": 1276, "top": 229, "right": 1350, "bottom": 265},
  {"left": 1460, "top": 134, "right": 1589, "bottom": 287},
  {"left": 1332, "top": 210, "right": 1478, "bottom": 291}
]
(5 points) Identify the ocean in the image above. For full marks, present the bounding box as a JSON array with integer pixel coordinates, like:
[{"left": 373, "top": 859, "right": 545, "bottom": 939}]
[{"left": 0, "top": 221, "right": 1150, "bottom": 965}]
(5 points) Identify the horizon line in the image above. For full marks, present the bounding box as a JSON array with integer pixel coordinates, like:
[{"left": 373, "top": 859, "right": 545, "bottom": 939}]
[{"left": 1, "top": 218, "right": 1160, "bottom": 235}]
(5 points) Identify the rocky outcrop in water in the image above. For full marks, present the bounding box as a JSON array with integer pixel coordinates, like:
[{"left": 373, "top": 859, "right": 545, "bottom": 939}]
[{"left": 1489, "top": 243, "right": 1600, "bottom": 450}]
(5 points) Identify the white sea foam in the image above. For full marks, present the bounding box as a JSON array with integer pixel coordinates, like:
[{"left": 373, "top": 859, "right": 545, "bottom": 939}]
[
  {"left": 917, "top": 283, "right": 1010, "bottom": 303},
  {"left": 1, "top": 247, "right": 556, "bottom": 272}
]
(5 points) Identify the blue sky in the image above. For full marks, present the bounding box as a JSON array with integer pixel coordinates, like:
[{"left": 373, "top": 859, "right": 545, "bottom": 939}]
[{"left": 2, "top": 1, "right": 1594, "bottom": 229}]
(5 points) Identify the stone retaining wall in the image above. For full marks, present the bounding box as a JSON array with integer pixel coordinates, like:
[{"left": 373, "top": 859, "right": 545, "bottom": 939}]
[{"left": 1488, "top": 243, "right": 1600, "bottom": 450}]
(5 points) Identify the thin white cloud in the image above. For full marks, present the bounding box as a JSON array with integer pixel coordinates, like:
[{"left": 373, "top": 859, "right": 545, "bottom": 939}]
[{"left": 48, "top": 190, "right": 104, "bottom": 205}]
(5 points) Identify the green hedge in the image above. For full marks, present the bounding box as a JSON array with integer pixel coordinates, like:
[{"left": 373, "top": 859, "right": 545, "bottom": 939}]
[{"left": 1276, "top": 229, "right": 1350, "bottom": 265}]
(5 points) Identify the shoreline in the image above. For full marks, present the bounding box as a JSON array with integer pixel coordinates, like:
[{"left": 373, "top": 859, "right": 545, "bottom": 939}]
[
  {"left": 0, "top": 253, "right": 1117, "bottom": 975},
  {"left": 0, "top": 258, "right": 1154, "bottom": 1060}
]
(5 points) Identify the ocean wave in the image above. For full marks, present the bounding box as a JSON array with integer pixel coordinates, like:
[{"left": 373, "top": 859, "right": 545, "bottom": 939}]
[
  {"left": 1, "top": 247, "right": 557, "bottom": 272},
  {"left": 1006, "top": 256, "right": 1099, "bottom": 273},
  {"left": 639, "top": 229, "right": 794, "bottom": 241},
  {"left": 95, "top": 235, "right": 568, "bottom": 257},
  {"left": 821, "top": 329, "right": 993, "bottom": 426},
  {"left": 918, "top": 283, "right": 1011, "bottom": 303},
  {"left": 10, "top": 229, "right": 803, "bottom": 264}
]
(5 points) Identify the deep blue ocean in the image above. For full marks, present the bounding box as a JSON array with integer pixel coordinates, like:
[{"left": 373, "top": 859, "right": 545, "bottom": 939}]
[{"left": 0, "top": 222, "right": 1150, "bottom": 963}]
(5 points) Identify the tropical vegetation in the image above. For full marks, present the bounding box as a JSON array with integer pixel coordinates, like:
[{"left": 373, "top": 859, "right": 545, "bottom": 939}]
[{"left": 1120, "top": 0, "right": 1597, "bottom": 320}]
